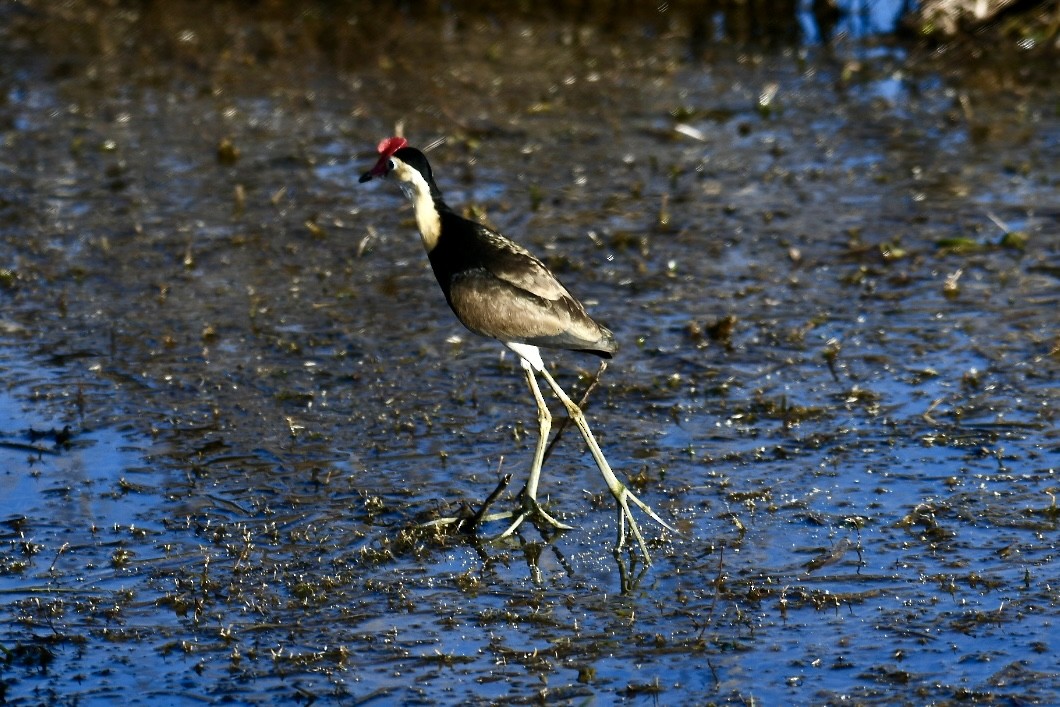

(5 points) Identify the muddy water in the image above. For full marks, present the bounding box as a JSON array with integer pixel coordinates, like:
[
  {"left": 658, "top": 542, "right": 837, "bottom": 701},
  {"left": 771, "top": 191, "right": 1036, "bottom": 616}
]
[{"left": 1, "top": 4, "right": 1058, "bottom": 705}]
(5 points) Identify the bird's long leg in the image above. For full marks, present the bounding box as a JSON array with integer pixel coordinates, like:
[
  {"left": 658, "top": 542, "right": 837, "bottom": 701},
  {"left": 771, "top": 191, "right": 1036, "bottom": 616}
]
[
  {"left": 537, "top": 367, "right": 675, "bottom": 564},
  {"left": 497, "top": 361, "right": 575, "bottom": 538},
  {"left": 540, "top": 360, "right": 607, "bottom": 468},
  {"left": 521, "top": 363, "right": 550, "bottom": 502}
]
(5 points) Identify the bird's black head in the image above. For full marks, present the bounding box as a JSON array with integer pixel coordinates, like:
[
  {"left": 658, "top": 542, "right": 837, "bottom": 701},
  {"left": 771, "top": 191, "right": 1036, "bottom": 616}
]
[
  {"left": 390, "top": 147, "right": 433, "bottom": 183},
  {"left": 359, "top": 138, "right": 444, "bottom": 203},
  {"left": 359, "top": 137, "right": 433, "bottom": 184}
]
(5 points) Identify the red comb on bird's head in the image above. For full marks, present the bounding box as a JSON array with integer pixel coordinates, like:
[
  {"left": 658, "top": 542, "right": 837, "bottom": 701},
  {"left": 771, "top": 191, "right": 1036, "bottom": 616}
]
[
  {"left": 360, "top": 136, "right": 409, "bottom": 183},
  {"left": 377, "top": 136, "right": 408, "bottom": 157}
]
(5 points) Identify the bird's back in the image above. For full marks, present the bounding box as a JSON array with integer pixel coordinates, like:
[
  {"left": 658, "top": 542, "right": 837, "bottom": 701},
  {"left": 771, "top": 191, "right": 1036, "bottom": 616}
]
[{"left": 428, "top": 210, "right": 616, "bottom": 358}]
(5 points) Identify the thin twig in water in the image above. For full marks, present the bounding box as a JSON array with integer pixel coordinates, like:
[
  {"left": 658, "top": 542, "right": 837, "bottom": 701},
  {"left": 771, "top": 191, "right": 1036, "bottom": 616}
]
[
  {"left": 703, "top": 544, "right": 726, "bottom": 631},
  {"left": 49, "top": 543, "right": 70, "bottom": 572},
  {"left": 467, "top": 471, "right": 512, "bottom": 533}
]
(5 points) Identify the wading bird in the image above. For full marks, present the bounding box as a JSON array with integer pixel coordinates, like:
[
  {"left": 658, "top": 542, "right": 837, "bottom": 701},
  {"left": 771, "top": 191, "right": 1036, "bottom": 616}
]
[{"left": 359, "top": 137, "right": 673, "bottom": 563}]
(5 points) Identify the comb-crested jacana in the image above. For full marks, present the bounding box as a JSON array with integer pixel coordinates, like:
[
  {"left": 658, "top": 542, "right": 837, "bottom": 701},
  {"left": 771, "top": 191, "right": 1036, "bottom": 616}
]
[{"left": 359, "top": 137, "right": 673, "bottom": 563}]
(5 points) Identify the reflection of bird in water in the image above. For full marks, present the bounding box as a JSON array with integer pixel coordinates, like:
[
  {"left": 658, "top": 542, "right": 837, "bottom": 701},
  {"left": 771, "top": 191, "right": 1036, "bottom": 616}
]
[{"left": 359, "top": 137, "right": 674, "bottom": 563}]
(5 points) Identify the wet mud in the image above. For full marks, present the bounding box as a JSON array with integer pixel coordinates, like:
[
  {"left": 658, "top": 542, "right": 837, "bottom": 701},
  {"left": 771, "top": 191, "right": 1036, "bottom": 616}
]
[{"left": 1, "top": 3, "right": 1057, "bottom": 705}]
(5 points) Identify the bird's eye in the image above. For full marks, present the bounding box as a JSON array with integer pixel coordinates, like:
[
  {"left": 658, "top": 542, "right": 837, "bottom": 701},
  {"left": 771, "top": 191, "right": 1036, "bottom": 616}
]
[{"left": 387, "top": 159, "right": 396, "bottom": 171}]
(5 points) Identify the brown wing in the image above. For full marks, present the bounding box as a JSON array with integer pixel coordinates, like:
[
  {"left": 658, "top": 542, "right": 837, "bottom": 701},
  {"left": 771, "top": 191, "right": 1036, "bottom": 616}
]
[
  {"left": 435, "top": 216, "right": 616, "bottom": 356},
  {"left": 471, "top": 228, "right": 571, "bottom": 301},
  {"left": 449, "top": 268, "right": 615, "bottom": 355}
]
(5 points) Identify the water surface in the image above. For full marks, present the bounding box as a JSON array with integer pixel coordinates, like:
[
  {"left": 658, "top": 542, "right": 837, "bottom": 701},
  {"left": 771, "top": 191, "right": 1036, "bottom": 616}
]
[{"left": 1, "top": 4, "right": 1057, "bottom": 705}]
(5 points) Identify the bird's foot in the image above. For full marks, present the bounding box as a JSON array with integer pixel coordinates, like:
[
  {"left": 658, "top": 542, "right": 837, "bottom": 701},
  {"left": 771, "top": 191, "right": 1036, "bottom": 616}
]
[
  {"left": 495, "top": 490, "right": 575, "bottom": 540},
  {"left": 421, "top": 480, "right": 573, "bottom": 540},
  {"left": 610, "top": 484, "right": 676, "bottom": 566}
]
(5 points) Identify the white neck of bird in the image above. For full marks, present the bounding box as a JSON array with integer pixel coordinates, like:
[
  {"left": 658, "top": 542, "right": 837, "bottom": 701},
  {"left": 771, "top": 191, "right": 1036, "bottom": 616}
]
[{"left": 396, "top": 168, "right": 441, "bottom": 252}]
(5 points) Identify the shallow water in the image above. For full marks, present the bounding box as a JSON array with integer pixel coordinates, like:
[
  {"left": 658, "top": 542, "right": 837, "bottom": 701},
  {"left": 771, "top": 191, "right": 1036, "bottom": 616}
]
[{"left": 1, "top": 3, "right": 1058, "bottom": 705}]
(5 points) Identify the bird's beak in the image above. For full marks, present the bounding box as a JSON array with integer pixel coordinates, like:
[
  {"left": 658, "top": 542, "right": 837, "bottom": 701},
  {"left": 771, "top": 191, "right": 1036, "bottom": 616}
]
[{"left": 359, "top": 155, "right": 390, "bottom": 183}]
